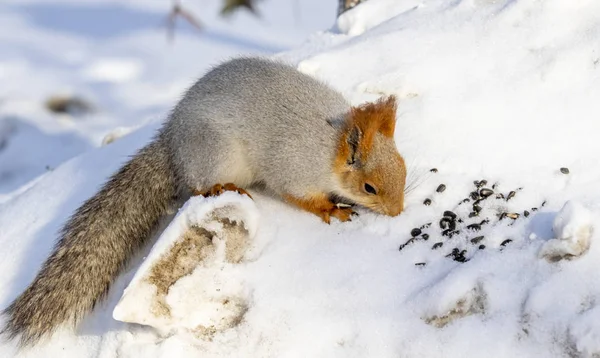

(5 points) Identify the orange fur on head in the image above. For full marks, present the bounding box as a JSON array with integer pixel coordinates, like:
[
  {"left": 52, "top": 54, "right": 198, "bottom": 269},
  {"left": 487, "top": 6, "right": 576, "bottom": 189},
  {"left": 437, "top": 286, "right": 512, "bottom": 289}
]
[
  {"left": 332, "top": 94, "right": 406, "bottom": 217},
  {"left": 336, "top": 95, "right": 398, "bottom": 166}
]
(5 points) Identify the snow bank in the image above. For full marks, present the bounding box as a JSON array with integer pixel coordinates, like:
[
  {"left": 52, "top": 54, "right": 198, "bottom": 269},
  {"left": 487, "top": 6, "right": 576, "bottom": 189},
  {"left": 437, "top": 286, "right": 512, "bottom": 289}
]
[{"left": 113, "top": 192, "right": 259, "bottom": 336}]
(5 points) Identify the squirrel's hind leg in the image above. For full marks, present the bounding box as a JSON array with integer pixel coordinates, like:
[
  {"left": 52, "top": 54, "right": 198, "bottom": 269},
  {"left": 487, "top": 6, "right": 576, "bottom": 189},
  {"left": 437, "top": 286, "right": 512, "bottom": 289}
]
[{"left": 283, "top": 192, "right": 355, "bottom": 224}]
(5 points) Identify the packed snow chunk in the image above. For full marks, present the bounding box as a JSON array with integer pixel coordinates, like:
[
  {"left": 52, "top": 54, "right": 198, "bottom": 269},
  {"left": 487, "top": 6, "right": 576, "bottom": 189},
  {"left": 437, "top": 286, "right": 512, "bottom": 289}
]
[
  {"left": 419, "top": 270, "right": 488, "bottom": 328},
  {"left": 540, "top": 201, "right": 594, "bottom": 262},
  {"left": 113, "top": 192, "right": 260, "bottom": 337},
  {"left": 569, "top": 304, "right": 600, "bottom": 357}
]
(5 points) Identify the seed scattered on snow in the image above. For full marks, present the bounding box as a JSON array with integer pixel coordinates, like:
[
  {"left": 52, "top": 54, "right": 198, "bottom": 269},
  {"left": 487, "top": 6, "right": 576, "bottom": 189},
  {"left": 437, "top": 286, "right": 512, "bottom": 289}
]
[
  {"left": 444, "top": 210, "right": 457, "bottom": 220},
  {"left": 506, "top": 213, "right": 520, "bottom": 220},
  {"left": 560, "top": 167, "right": 569, "bottom": 174},
  {"left": 422, "top": 233, "right": 430, "bottom": 240},
  {"left": 474, "top": 180, "right": 488, "bottom": 188},
  {"left": 420, "top": 222, "right": 432, "bottom": 229},
  {"left": 415, "top": 262, "right": 427, "bottom": 267},
  {"left": 467, "top": 223, "right": 481, "bottom": 231},
  {"left": 470, "top": 236, "right": 484, "bottom": 244},
  {"left": 411, "top": 228, "right": 422, "bottom": 237},
  {"left": 479, "top": 188, "right": 494, "bottom": 198},
  {"left": 436, "top": 184, "right": 447, "bottom": 193},
  {"left": 469, "top": 211, "right": 479, "bottom": 218},
  {"left": 506, "top": 191, "right": 516, "bottom": 201},
  {"left": 430, "top": 168, "right": 438, "bottom": 173},
  {"left": 432, "top": 242, "right": 443, "bottom": 250},
  {"left": 470, "top": 191, "right": 480, "bottom": 200},
  {"left": 500, "top": 239, "right": 513, "bottom": 247},
  {"left": 423, "top": 198, "right": 432, "bottom": 206},
  {"left": 496, "top": 193, "right": 505, "bottom": 199},
  {"left": 399, "top": 238, "right": 415, "bottom": 251},
  {"left": 478, "top": 245, "right": 486, "bottom": 250},
  {"left": 473, "top": 204, "right": 482, "bottom": 213},
  {"left": 524, "top": 210, "right": 530, "bottom": 217}
]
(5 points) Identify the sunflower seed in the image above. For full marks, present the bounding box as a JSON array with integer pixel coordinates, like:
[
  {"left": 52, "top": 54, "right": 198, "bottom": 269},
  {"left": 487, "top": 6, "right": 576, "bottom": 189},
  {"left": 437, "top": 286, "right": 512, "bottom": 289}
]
[
  {"left": 436, "top": 184, "right": 446, "bottom": 193},
  {"left": 470, "top": 236, "right": 484, "bottom": 244}
]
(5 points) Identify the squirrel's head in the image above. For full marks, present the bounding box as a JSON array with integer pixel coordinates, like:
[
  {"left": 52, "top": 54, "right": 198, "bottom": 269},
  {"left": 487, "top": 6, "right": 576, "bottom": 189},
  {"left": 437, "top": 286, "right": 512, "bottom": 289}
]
[{"left": 333, "top": 95, "right": 406, "bottom": 217}]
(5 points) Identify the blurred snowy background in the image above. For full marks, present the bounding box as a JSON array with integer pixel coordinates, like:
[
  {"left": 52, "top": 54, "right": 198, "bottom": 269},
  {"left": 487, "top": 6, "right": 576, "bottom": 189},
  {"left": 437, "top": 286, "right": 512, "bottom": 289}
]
[{"left": 0, "top": 0, "right": 337, "bottom": 201}]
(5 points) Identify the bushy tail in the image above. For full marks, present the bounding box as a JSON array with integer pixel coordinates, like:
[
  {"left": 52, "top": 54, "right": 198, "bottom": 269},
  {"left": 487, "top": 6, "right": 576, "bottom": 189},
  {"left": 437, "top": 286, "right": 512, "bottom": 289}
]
[{"left": 2, "top": 137, "right": 178, "bottom": 347}]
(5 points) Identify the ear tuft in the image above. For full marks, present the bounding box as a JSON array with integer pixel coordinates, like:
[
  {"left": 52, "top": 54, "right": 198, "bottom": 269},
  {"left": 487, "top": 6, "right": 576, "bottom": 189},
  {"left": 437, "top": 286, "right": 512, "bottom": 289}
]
[{"left": 349, "top": 95, "right": 398, "bottom": 140}]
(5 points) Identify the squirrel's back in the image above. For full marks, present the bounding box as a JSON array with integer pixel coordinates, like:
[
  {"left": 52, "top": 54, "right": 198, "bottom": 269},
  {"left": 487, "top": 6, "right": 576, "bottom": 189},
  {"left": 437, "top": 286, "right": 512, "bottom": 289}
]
[{"left": 165, "top": 58, "right": 352, "bottom": 196}]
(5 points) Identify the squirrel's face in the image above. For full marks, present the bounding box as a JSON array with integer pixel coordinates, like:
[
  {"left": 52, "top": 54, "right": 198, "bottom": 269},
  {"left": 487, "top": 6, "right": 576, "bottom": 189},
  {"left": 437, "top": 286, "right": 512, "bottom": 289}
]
[
  {"left": 334, "top": 133, "right": 406, "bottom": 217},
  {"left": 333, "top": 95, "right": 406, "bottom": 217}
]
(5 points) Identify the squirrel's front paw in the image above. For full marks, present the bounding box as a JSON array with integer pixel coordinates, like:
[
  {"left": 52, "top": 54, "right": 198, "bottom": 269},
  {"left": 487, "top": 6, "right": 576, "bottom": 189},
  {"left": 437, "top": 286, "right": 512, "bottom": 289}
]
[{"left": 330, "top": 206, "right": 356, "bottom": 222}]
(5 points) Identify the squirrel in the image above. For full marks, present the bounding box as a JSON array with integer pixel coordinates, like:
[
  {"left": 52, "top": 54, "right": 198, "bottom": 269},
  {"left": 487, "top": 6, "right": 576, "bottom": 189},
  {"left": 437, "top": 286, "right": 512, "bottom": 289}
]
[{"left": 1, "top": 57, "right": 407, "bottom": 347}]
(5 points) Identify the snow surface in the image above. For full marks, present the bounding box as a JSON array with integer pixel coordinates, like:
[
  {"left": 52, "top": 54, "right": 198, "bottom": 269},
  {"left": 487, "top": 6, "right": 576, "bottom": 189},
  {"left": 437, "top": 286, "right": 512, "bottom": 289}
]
[{"left": 2, "top": 0, "right": 600, "bottom": 357}]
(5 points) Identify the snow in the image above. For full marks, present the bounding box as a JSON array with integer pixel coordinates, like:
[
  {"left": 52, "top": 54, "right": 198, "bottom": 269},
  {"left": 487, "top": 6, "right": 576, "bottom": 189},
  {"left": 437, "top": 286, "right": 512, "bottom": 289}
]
[
  {"left": 113, "top": 192, "right": 259, "bottom": 335},
  {"left": 540, "top": 200, "right": 594, "bottom": 261},
  {"left": 2, "top": 0, "right": 600, "bottom": 357}
]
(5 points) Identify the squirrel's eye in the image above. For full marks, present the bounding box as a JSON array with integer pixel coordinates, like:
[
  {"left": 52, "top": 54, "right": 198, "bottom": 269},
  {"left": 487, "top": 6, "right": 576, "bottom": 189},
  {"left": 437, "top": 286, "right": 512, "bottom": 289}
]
[{"left": 364, "top": 183, "right": 377, "bottom": 195}]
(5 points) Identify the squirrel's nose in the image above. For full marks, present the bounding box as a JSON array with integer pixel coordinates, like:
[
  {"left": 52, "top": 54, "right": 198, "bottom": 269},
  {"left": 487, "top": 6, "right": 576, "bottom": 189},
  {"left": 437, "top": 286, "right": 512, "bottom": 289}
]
[{"left": 385, "top": 202, "right": 404, "bottom": 217}]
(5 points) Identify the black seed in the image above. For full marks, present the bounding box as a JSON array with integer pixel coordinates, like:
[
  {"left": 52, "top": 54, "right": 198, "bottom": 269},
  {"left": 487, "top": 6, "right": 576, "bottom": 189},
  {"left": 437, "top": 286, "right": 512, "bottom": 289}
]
[
  {"left": 448, "top": 221, "right": 457, "bottom": 231},
  {"left": 524, "top": 210, "right": 530, "bottom": 217},
  {"left": 462, "top": 198, "right": 471, "bottom": 204},
  {"left": 440, "top": 218, "right": 451, "bottom": 229},
  {"left": 473, "top": 204, "right": 482, "bottom": 213},
  {"left": 506, "top": 213, "right": 519, "bottom": 220},
  {"left": 399, "top": 238, "right": 414, "bottom": 251},
  {"left": 496, "top": 193, "right": 505, "bottom": 199},
  {"left": 478, "top": 244, "right": 486, "bottom": 250},
  {"left": 423, "top": 198, "right": 432, "bottom": 206},
  {"left": 470, "top": 191, "right": 480, "bottom": 200},
  {"left": 560, "top": 167, "right": 569, "bottom": 174},
  {"left": 467, "top": 223, "right": 481, "bottom": 231},
  {"left": 446, "top": 248, "right": 460, "bottom": 257},
  {"left": 500, "top": 239, "right": 513, "bottom": 247},
  {"left": 479, "top": 188, "right": 494, "bottom": 198},
  {"left": 457, "top": 218, "right": 463, "bottom": 223},
  {"left": 541, "top": 200, "right": 547, "bottom": 207},
  {"left": 470, "top": 236, "right": 484, "bottom": 244},
  {"left": 436, "top": 184, "right": 446, "bottom": 193},
  {"left": 420, "top": 222, "right": 432, "bottom": 229},
  {"left": 506, "top": 191, "right": 516, "bottom": 201},
  {"left": 492, "top": 183, "right": 498, "bottom": 189},
  {"left": 443, "top": 210, "right": 457, "bottom": 220},
  {"left": 531, "top": 207, "right": 538, "bottom": 212},
  {"left": 432, "top": 242, "right": 443, "bottom": 250},
  {"left": 415, "top": 262, "right": 427, "bottom": 266},
  {"left": 421, "top": 233, "right": 430, "bottom": 241},
  {"left": 473, "top": 199, "right": 483, "bottom": 206},
  {"left": 442, "top": 229, "right": 460, "bottom": 238},
  {"left": 468, "top": 211, "right": 479, "bottom": 218},
  {"left": 474, "top": 180, "right": 487, "bottom": 188},
  {"left": 479, "top": 219, "right": 490, "bottom": 225},
  {"left": 411, "top": 228, "right": 422, "bottom": 237},
  {"left": 430, "top": 168, "right": 438, "bottom": 173}
]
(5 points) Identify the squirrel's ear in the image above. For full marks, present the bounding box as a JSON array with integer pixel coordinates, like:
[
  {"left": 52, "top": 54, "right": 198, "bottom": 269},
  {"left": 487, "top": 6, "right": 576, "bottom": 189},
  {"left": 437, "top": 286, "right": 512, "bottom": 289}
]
[
  {"left": 378, "top": 95, "right": 398, "bottom": 138},
  {"left": 346, "top": 126, "right": 362, "bottom": 167},
  {"left": 349, "top": 95, "right": 398, "bottom": 142}
]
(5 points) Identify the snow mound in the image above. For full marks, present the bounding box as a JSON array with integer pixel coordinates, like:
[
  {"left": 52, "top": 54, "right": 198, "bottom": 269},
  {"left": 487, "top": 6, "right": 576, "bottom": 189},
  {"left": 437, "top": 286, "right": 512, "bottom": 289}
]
[
  {"left": 540, "top": 200, "right": 594, "bottom": 261},
  {"left": 113, "top": 192, "right": 259, "bottom": 337}
]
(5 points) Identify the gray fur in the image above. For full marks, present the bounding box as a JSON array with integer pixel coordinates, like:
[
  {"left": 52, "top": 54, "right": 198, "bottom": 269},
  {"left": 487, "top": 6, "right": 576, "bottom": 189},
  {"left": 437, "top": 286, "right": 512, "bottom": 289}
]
[
  {"left": 2, "top": 57, "right": 357, "bottom": 347},
  {"left": 163, "top": 57, "right": 351, "bottom": 197}
]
